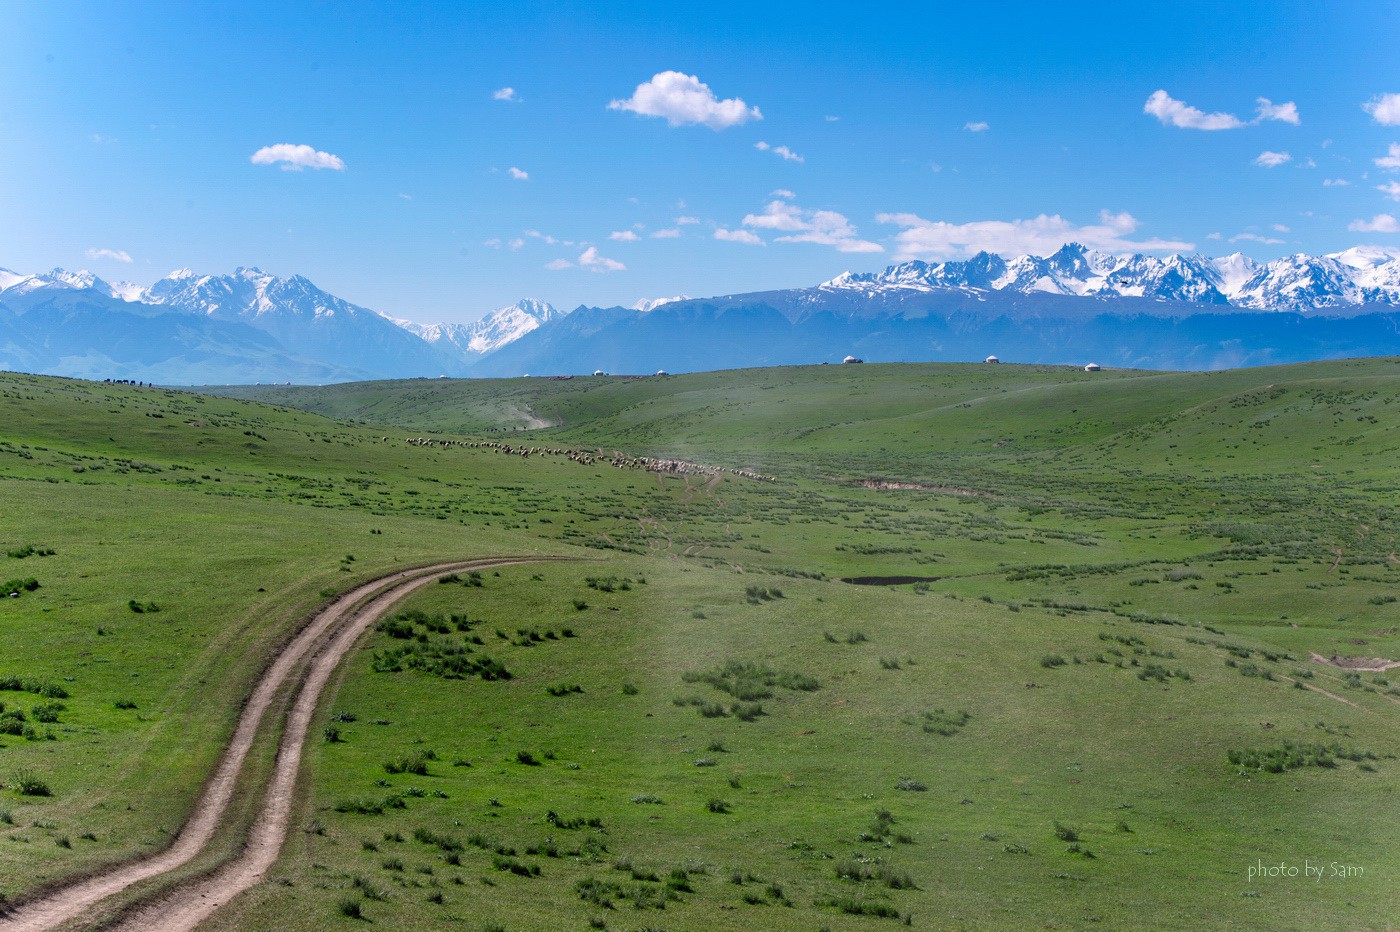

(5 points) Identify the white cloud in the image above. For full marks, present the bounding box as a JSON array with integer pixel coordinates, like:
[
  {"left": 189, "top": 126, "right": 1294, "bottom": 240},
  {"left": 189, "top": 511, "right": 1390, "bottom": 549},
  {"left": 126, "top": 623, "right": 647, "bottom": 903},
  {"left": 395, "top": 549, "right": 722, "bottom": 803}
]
[
  {"left": 483, "top": 237, "right": 502, "bottom": 248},
  {"left": 493, "top": 87, "right": 519, "bottom": 102},
  {"left": 508, "top": 166, "right": 528, "bottom": 180},
  {"left": 1348, "top": 214, "right": 1399, "bottom": 233},
  {"left": 250, "top": 143, "right": 345, "bottom": 171},
  {"left": 755, "top": 141, "right": 804, "bottom": 162},
  {"left": 770, "top": 189, "right": 796, "bottom": 199},
  {"left": 1143, "top": 90, "right": 1245, "bottom": 130},
  {"left": 742, "top": 200, "right": 882, "bottom": 253},
  {"left": 90, "top": 133, "right": 116, "bottom": 144},
  {"left": 1229, "top": 232, "right": 1284, "bottom": 245},
  {"left": 876, "top": 209, "right": 1192, "bottom": 261},
  {"left": 545, "top": 258, "right": 573, "bottom": 270},
  {"left": 609, "top": 230, "right": 640, "bottom": 242},
  {"left": 525, "top": 230, "right": 557, "bottom": 244},
  {"left": 964, "top": 121, "right": 990, "bottom": 132},
  {"left": 1378, "top": 180, "right": 1400, "bottom": 202},
  {"left": 579, "top": 246, "right": 625, "bottom": 271},
  {"left": 651, "top": 228, "right": 682, "bottom": 239},
  {"left": 508, "top": 238, "right": 525, "bottom": 250},
  {"left": 398, "top": 193, "right": 413, "bottom": 200},
  {"left": 824, "top": 115, "right": 840, "bottom": 122},
  {"left": 1255, "top": 150, "right": 1292, "bottom": 168},
  {"left": 1207, "top": 232, "right": 1223, "bottom": 240},
  {"left": 1376, "top": 143, "right": 1400, "bottom": 171},
  {"left": 1142, "top": 90, "right": 1299, "bottom": 130},
  {"left": 1323, "top": 178, "right": 1351, "bottom": 186},
  {"left": 1271, "top": 223, "right": 1290, "bottom": 232},
  {"left": 608, "top": 71, "right": 761, "bottom": 129},
  {"left": 1363, "top": 93, "right": 1400, "bottom": 126},
  {"left": 84, "top": 247, "right": 132, "bottom": 263},
  {"left": 674, "top": 216, "right": 700, "bottom": 225},
  {"left": 714, "top": 228, "right": 763, "bottom": 245},
  {"left": 1254, "top": 97, "right": 1300, "bottom": 125}
]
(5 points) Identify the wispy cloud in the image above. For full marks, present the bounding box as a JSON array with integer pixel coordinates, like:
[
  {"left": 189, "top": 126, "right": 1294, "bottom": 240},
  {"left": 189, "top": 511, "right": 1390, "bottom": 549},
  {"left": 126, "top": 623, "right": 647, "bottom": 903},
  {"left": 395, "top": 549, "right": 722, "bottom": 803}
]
[
  {"left": 609, "top": 230, "right": 639, "bottom": 242},
  {"left": 1378, "top": 180, "right": 1400, "bottom": 202},
  {"left": 714, "top": 228, "right": 763, "bottom": 245},
  {"left": 250, "top": 143, "right": 345, "bottom": 171},
  {"left": 770, "top": 189, "right": 796, "bottom": 199},
  {"left": 608, "top": 71, "right": 761, "bottom": 129},
  {"left": 1143, "top": 90, "right": 1300, "bottom": 130},
  {"left": 1229, "top": 232, "right": 1284, "bottom": 245},
  {"left": 964, "top": 121, "right": 989, "bottom": 132},
  {"left": 85, "top": 247, "right": 132, "bottom": 263},
  {"left": 876, "top": 210, "right": 1192, "bottom": 261},
  {"left": 1323, "top": 178, "right": 1351, "bottom": 186},
  {"left": 1254, "top": 97, "right": 1300, "bottom": 125},
  {"left": 1376, "top": 143, "right": 1400, "bottom": 171},
  {"left": 674, "top": 216, "right": 700, "bottom": 225},
  {"left": 1144, "top": 90, "right": 1245, "bottom": 130},
  {"left": 743, "top": 200, "right": 882, "bottom": 253},
  {"left": 1363, "top": 93, "right": 1400, "bottom": 126},
  {"left": 755, "top": 141, "right": 804, "bottom": 162},
  {"left": 1348, "top": 214, "right": 1399, "bottom": 233},
  {"left": 579, "top": 246, "right": 625, "bottom": 271},
  {"left": 1254, "top": 150, "right": 1292, "bottom": 168},
  {"left": 651, "top": 228, "right": 682, "bottom": 239},
  {"left": 493, "top": 87, "right": 519, "bottom": 102},
  {"left": 508, "top": 166, "right": 529, "bottom": 180}
]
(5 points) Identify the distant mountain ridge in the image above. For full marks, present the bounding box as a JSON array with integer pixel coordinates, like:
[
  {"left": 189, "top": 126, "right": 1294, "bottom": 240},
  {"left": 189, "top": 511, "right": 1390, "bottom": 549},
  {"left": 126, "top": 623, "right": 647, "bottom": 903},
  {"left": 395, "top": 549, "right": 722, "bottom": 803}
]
[
  {"left": 3, "top": 243, "right": 1400, "bottom": 383},
  {"left": 817, "top": 244, "right": 1400, "bottom": 311}
]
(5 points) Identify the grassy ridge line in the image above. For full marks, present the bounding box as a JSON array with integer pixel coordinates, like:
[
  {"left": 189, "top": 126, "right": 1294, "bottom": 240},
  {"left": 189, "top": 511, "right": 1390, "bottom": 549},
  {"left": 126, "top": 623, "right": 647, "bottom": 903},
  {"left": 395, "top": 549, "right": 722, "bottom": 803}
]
[{"left": 205, "top": 358, "right": 1399, "bottom": 459}]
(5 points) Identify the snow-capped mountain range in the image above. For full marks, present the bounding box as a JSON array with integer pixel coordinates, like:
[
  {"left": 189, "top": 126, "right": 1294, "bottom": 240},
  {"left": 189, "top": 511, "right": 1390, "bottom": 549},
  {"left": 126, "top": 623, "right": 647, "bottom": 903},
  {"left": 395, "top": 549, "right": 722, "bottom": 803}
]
[
  {"left": 819, "top": 244, "right": 1400, "bottom": 312},
  {"left": 4, "top": 243, "right": 1400, "bottom": 383}
]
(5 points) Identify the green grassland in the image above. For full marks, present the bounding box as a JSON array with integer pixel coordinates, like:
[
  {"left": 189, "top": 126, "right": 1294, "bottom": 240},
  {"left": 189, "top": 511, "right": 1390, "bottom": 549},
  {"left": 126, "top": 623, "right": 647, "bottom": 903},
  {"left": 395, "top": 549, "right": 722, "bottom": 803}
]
[{"left": 0, "top": 359, "right": 1397, "bottom": 929}]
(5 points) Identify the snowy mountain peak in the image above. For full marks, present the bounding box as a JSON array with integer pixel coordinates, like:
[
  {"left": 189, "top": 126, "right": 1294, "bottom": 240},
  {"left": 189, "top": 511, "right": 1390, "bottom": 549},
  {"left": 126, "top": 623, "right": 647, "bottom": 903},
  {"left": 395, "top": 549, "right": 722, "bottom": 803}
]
[
  {"left": 0, "top": 268, "right": 30, "bottom": 292},
  {"left": 1329, "top": 245, "right": 1400, "bottom": 271},
  {"left": 632, "top": 295, "right": 689, "bottom": 312},
  {"left": 388, "top": 298, "right": 567, "bottom": 357}
]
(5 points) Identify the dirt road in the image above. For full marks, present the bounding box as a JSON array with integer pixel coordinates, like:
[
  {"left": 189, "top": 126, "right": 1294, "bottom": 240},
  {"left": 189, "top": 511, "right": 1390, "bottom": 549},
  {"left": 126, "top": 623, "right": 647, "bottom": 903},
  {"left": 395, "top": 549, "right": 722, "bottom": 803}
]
[{"left": 1, "top": 557, "right": 546, "bottom": 932}]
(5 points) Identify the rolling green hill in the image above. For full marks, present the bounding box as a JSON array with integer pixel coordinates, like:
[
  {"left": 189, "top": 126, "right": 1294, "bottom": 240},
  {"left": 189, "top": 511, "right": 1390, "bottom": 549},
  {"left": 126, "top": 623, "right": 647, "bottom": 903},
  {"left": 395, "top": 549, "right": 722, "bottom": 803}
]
[{"left": 1, "top": 360, "right": 1397, "bottom": 929}]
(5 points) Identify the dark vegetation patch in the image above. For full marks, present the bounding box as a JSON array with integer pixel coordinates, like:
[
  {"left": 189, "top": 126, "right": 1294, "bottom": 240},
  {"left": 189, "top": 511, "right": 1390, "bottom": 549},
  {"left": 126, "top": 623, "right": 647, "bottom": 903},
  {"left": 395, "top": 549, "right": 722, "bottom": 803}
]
[
  {"left": 839, "top": 575, "right": 942, "bottom": 586},
  {"left": 1228, "top": 742, "right": 1387, "bottom": 774}
]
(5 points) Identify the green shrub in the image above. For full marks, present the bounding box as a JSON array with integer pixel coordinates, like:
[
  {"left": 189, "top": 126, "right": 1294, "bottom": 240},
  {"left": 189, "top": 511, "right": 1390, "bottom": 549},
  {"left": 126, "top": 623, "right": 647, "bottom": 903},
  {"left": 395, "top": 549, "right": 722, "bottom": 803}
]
[
  {"left": 11, "top": 770, "right": 50, "bottom": 797},
  {"left": 383, "top": 751, "right": 430, "bottom": 776},
  {"left": 920, "top": 709, "right": 971, "bottom": 736}
]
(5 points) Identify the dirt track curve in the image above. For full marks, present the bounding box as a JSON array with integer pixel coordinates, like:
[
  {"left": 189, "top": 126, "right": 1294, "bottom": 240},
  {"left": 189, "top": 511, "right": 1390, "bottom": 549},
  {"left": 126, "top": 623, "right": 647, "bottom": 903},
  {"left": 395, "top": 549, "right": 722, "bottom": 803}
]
[{"left": 1, "top": 557, "right": 547, "bottom": 932}]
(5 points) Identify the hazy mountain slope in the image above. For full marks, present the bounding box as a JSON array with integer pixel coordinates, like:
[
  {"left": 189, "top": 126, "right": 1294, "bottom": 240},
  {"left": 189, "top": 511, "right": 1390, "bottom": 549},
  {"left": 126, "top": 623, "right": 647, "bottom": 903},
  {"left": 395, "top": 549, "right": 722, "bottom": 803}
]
[{"left": 0, "top": 288, "right": 363, "bottom": 383}]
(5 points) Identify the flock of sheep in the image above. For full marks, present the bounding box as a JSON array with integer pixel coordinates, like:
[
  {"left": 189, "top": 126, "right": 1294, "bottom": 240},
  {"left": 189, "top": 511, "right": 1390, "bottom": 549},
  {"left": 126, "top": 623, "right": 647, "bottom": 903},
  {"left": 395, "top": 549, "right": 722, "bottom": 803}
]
[{"left": 396, "top": 436, "right": 774, "bottom": 482}]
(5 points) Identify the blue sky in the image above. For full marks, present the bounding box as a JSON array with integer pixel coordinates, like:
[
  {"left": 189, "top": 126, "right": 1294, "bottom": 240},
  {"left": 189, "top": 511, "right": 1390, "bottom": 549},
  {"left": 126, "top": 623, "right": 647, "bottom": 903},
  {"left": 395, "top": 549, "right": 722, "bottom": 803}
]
[{"left": 2, "top": 0, "right": 1398, "bottom": 323}]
